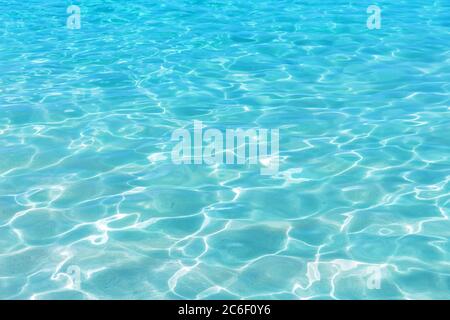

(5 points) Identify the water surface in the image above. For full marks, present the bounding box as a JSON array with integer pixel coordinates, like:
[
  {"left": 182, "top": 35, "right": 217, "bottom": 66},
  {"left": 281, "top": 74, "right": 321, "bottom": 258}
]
[{"left": 0, "top": 0, "right": 449, "bottom": 299}]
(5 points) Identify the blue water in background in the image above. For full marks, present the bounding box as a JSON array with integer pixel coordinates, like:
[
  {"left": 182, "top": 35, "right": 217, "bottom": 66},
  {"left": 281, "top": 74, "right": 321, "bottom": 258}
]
[{"left": 0, "top": 0, "right": 449, "bottom": 299}]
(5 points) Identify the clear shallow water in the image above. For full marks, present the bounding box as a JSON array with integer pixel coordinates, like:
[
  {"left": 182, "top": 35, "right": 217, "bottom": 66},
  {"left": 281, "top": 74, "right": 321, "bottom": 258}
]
[{"left": 0, "top": 0, "right": 449, "bottom": 299}]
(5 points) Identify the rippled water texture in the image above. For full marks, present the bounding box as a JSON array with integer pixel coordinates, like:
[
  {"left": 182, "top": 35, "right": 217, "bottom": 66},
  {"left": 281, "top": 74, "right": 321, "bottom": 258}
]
[{"left": 1, "top": 0, "right": 449, "bottom": 299}]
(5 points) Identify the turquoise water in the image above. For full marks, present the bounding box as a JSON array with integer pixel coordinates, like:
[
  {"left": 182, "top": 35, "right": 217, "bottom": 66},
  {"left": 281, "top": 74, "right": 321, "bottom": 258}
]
[{"left": 1, "top": 0, "right": 449, "bottom": 300}]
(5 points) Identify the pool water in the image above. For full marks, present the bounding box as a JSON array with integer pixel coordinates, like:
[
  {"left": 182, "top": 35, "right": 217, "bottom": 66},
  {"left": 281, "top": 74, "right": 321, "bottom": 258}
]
[{"left": 0, "top": 0, "right": 449, "bottom": 299}]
